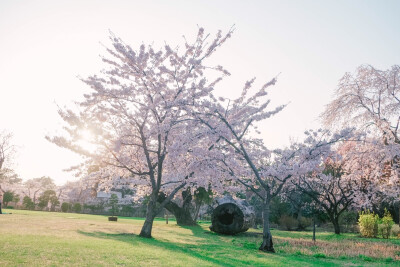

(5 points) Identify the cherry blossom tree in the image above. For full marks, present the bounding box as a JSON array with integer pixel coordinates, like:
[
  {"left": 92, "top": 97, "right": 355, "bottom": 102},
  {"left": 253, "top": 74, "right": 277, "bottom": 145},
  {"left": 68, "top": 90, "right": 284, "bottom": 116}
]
[
  {"left": 193, "top": 69, "right": 350, "bottom": 251},
  {"left": 0, "top": 130, "right": 20, "bottom": 195},
  {"left": 322, "top": 64, "right": 400, "bottom": 218},
  {"left": 0, "top": 130, "right": 20, "bottom": 214},
  {"left": 22, "top": 176, "right": 56, "bottom": 205},
  {"left": 322, "top": 64, "right": 400, "bottom": 143},
  {"left": 291, "top": 139, "right": 358, "bottom": 234},
  {"left": 38, "top": 190, "right": 59, "bottom": 211},
  {"left": 48, "top": 27, "right": 234, "bottom": 237}
]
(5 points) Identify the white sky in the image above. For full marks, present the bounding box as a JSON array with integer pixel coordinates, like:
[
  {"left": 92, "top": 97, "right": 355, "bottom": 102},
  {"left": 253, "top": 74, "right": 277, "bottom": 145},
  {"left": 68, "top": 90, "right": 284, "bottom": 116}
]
[{"left": 1, "top": 0, "right": 399, "bottom": 185}]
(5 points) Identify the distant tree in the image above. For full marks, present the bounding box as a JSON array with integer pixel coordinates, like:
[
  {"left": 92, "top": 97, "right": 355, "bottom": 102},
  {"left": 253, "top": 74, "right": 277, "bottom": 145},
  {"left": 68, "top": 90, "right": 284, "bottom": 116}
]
[
  {"left": 120, "top": 204, "right": 135, "bottom": 215},
  {"left": 108, "top": 193, "right": 119, "bottom": 217},
  {"left": 23, "top": 177, "right": 56, "bottom": 204},
  {"left": 193, "top": 186, "right": 213, "bottom": 221},
  {"left": 268, "top": 196, "right": 291, "bottom": 225},
  {"left": 3, "top": 191, "right": 14, "bottom": 207},
  {"left": 12, "top": 194, "right": 20, "bottom": 206},
  {"left": 291, "top": 140, "right": 384, "bottom": 235},
  {"left": 0, "top": 130, "right": 21, "bottom": 195},
  {"left": 23, "top": 196, "right": 35, "bottom": 210},
  {"left": 38, "top": 190, "right": 59, "bottom": 211}
]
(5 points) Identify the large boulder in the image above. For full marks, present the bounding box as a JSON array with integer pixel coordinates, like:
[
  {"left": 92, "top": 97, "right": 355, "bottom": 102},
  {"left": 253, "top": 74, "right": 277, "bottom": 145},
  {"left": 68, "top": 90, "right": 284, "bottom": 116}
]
[{"left": 209, "top": 196, "right": 255, "bottom": 235}]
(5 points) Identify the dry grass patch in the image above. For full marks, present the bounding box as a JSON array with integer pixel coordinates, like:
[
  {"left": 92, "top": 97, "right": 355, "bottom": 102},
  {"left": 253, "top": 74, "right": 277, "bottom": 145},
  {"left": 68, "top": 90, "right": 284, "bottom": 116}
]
[{"left": 273, "top": 236, "right": 400, "bottom": 261}]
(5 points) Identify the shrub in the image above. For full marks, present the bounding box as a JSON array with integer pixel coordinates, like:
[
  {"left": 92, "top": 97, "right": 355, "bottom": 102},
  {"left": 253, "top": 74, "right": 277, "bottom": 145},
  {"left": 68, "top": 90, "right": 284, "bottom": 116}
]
[
  {"left": 108, "top": 194, "right": 119, "bottom": 216},
  {"left": 391, "top": 224, "right": 400, "bottom": 237},
  {"left": 61, "top": 202, "right": 70, "bottom": 212},
  {"left": 3, "top": 191, "right": 14, "bottom": 207},
  {"left": 279, "top": 215, "right": 298, "bottom": 231},
  {"left": 358, "top": 210, "right": 378, "bottom": 238},
  {"left": 378, "top": 209, "right": 394, "bottom": 239},
  {"left": 73, "top": 203, "right": 82, "bottom": 213},
  {"left": 297, "top": 217, "right": 312, "bottom": 230},
  {"left": 22, "top": 196, "right": 35, "bottom": 210}
]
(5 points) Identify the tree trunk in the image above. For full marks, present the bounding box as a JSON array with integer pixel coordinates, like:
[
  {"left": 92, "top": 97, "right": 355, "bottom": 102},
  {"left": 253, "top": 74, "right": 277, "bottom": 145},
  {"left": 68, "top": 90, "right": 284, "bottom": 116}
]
[
  {"left": 157, "top": 190, "right": 196, "bottom": 226},
  {"left": 332, "top": 216, "right": 341, "bottom": 235},
  {"left": 139, "top": 196, "right": 157, "bottom": 238},
  {"left": 0, "top": 201, "right": 2, "bottom": 214},
  {"left": 259, "top": 199, "right": 275, "bottom": 253},
  {"left": 193, "top": 200, "right": 202, "bottom": 222},
  {"left": 312, "top": 213, "right": 316, "bottom": 242}
]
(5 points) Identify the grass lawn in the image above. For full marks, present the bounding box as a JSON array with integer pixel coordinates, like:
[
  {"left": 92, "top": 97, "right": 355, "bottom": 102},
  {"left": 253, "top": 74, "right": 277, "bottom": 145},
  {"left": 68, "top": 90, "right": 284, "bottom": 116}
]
[{"left": 0, "top": 209, "right": 399, "bottom": 266}]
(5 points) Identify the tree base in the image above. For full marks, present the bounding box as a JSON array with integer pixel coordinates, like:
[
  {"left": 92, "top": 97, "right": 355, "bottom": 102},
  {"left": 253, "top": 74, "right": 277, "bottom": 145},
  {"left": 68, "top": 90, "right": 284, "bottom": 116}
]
[
  {"left": 259, "top": 235, "right": 275, "bottom": 253},
  {"left": 259, "top": 244, "right": 275, "bottom": 253},
  {"left": 139, "top": 232, "right": 152, "bottom": 238}
]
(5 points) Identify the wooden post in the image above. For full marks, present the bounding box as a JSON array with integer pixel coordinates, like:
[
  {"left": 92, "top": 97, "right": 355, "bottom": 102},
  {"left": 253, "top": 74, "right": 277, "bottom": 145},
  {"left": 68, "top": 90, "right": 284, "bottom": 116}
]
[{"left": 312, "top": 213, "right": 316, "bottom": 243}]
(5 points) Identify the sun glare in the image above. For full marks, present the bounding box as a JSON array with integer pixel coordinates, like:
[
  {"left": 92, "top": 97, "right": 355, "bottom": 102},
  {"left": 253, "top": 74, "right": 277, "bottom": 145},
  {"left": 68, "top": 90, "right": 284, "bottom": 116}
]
[
  {"left": 78, "top": 129, "right": 97, "bottom": 153},
  {"left": 80, "top": 129, "right": 93, "bottom": 142}
]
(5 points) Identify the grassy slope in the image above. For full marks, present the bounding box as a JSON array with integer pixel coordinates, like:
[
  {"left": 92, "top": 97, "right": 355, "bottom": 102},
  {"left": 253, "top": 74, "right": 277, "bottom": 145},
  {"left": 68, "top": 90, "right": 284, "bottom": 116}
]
[{"left": 0, "top": 209, "right": 398, "bottom": 266}]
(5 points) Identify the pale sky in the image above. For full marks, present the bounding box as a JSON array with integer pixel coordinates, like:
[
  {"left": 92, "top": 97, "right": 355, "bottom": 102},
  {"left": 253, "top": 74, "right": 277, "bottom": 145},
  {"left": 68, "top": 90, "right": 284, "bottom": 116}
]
[{"left": 1, "top": 0, "right": 399, "bottom": 185}]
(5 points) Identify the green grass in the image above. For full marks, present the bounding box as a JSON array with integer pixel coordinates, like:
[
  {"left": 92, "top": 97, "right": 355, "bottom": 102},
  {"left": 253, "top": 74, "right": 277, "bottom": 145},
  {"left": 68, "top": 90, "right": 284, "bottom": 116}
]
[{"left": 0, "top": 209, "right": 399, "bottom": 266}]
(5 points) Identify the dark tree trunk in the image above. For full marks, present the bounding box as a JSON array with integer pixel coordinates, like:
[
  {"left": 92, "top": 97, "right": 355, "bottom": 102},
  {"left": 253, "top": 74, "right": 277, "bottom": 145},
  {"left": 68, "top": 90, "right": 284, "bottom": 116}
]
[
  {"left": 193, "top": 200, "right": 203, "bottom": 222},
  {"left": 259, "top": 199, "right": 275, "bottom": 253},
  {"left": 139, "top": 196, "right": 157, "bottom": 238},
  {"left": 312, "top": 213, "right": 316, "bottom": 242},
  {"left": 157, "top": 189, "right": 196, "bottom": 226},
  {"left": 332, "top": 215, "right": 341, "bottom": 235},
  {"left": 0, "top": 201, "right": 2, "bottom": 214}
]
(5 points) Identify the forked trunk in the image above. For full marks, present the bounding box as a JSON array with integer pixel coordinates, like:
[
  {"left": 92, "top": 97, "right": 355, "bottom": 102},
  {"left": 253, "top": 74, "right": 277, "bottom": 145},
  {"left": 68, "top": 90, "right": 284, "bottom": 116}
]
[
  {"left": 139, "top": 196, "right": 157, "bottom": 238},
  {"left": 158, "top": 190, "right": 196, "bottom": 226},
  {"left": 259, "top": 199, "right": 275, "bottom": 253}
]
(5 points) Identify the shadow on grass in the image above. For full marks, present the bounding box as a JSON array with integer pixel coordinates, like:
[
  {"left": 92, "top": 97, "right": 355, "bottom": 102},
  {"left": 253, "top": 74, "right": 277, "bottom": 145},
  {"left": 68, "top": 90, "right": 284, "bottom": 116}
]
[
  {"left": 78, "top": 228, "right": 254, "bottom": 267},
  {"left": 77, "top": 225, "right": 351, "bottom": 267}
]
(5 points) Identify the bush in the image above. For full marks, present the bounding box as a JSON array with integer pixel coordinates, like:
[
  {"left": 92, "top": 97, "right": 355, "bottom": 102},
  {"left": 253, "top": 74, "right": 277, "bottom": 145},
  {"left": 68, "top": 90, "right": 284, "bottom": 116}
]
[
  {"left": 22, "top": 196, "right": 35, "bottom": 210},
  {"left": 279, "top": 215, "right": 298, "bottom": 231},
  {"left": 3, "top": 191, "right": 14, "bottom": 207},
  {"left": 73, "top": 203, "right": 82, "bottom": 213},
  {"left": 379, "top": 209, "right": 394, "bottom": 239},
  {"left": 391, "top": 224, "right": 400, "bottom": 237},
  {"left": 358, "top": 210, "right": 378, "bottom": 238},
  {"left": 61, "top": 202, "right": 70, "bottom": 212},
  {"left": 297, "top": 217, "right": 312, "bottom": 230}
]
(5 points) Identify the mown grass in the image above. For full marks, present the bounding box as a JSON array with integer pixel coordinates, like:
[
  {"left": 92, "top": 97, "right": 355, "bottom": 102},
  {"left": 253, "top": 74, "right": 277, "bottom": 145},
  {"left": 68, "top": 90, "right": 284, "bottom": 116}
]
[{"left": 0, "top": 209, "right": 399, "bottom": 266}]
